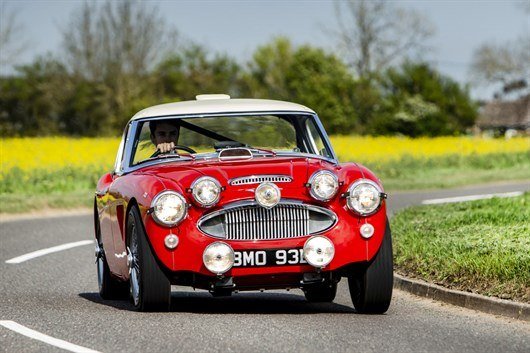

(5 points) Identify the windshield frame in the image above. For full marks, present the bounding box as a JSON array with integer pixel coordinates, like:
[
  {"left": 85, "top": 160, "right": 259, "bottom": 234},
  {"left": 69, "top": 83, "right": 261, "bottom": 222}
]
[{"left": 121, "top": 111, "right": 338, "bottom": 174}]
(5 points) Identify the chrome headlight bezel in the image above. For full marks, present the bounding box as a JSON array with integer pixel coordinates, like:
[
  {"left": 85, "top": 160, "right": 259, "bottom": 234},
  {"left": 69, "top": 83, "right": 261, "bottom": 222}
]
[
  {"left": 191, "top": 176, "right": 221, "bottom": 207},
  {"left": 150, "top": 190, "right": 188, "bottom": 226},
  {"left": 346, "top": 179, "right": 383, "bottom": 216},
  {"left": 308, "top": 170, "right": 339, "bottom": 201}
]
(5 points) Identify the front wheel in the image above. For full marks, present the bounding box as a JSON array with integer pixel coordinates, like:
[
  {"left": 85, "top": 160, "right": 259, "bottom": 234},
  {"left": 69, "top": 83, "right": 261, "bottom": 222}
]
[
  {"left": 348, "top": 219, "right": 393, "bottom": 314},
  {"left": 127, "top": 207, "right": 171, "bottom": 311}
]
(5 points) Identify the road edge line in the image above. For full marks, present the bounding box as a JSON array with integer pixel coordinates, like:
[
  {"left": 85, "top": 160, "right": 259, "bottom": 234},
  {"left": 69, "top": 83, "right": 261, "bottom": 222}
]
[
  {"left": 393, "top": 273, "right": 530, "bottom": 322},
  {"left": 421, "top": 191, "right": 524, "bottom": 205},
  {"left": 0, "top": 208, "right": 91, "bottom": 223},
  {"left": 0, "top": 320, "right": 101, "bottom": 353},
  {"left": 5, "top": 240, "right": 94, "bottom": 264}
]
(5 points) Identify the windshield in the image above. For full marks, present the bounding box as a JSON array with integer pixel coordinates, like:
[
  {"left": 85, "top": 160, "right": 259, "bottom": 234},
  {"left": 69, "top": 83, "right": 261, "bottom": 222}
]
[{"left": 131, "top": 114, "right": 332, "bottom": 165}]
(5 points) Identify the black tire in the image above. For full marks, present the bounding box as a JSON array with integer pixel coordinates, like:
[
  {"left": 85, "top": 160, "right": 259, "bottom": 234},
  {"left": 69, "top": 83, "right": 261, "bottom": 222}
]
[
  {"left": 348, "top": 219, "right": 393, "bottom": 314},
  {"left": 95, "top": 215, "right": 129, "bottom": 299},
  {"left": 304, "top": 282, "right": 337, "bottom": 302},
  {"left": 127, "top": 206, "right": 171, "bottom": 312}
]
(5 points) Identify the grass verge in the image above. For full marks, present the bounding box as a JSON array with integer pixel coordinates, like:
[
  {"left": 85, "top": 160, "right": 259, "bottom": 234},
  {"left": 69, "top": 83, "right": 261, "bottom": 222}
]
[
  {"left": 391, "top": 192, "right": 530, "bottom": 303},
  {"left": 364, "top": 151, "right": 530, "bottom": 190}
]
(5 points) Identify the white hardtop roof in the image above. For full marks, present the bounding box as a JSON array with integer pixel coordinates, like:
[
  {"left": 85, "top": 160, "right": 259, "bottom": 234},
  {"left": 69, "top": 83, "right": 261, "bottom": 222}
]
[{"left": 130, "top": 98, "right": 315, "bottom": 121}]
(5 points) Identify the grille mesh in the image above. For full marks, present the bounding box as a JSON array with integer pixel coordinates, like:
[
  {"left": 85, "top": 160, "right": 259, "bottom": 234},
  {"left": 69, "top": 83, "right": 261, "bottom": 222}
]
[
  {"left": 225, "top": 204, "right": 309, "bottom": 240},
  {"left": 230, "top": 175, "right": 292, "bottom": 185}
]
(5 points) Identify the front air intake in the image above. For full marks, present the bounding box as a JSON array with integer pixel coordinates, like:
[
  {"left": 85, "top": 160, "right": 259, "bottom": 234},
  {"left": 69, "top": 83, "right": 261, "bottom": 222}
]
[{"left": 198, "top": 202, "right": 336, "bottom": 241}]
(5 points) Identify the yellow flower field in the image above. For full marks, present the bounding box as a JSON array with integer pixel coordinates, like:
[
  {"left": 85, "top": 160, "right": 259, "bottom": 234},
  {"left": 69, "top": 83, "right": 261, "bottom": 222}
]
[
  {"left": 1, "top": 137, "right": 120, "bottom": 173},
  {"left": 1, "top": 136, "right": 529, "bottom": 173},
  {"left": 331, "top": 136, "right": 530, "bottom": 163}
]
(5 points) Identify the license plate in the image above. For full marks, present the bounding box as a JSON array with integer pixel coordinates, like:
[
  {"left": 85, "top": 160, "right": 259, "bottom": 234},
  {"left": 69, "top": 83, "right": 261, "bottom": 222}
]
[{"left": 233, "top": 248, "right": 307, "bottom": 267}]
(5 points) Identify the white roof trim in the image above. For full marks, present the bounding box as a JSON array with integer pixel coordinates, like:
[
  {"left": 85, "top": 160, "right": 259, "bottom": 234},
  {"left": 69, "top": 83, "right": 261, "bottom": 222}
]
[{"left": 130, "top": 98, "right": 315, "bottom": 121}]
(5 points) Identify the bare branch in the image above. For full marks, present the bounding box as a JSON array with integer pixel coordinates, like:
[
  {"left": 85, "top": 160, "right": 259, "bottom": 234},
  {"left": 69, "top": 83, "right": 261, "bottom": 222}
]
[
  {"left": 470, "top": 36, "right": 530, "bottom": 85},
  {"left": 330, "top": 0, "right": 434, "bottom": 78},
  {"left": 61, "top": 0, "right": 178, "bottom": 81},
  {"left": 0, "top": 3, "right": 29, "bottom": 68}
]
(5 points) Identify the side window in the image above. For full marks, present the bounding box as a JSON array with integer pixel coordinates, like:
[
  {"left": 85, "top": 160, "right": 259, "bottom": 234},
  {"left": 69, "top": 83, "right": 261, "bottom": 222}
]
[{"left": 305, "top": 119, "right": 332, "bottom": 158}]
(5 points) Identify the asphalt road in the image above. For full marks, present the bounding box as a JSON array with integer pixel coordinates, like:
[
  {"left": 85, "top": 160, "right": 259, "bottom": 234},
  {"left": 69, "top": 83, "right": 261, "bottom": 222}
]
[{"left": 1, "top": 181, "right": 529, "bottom": 352}]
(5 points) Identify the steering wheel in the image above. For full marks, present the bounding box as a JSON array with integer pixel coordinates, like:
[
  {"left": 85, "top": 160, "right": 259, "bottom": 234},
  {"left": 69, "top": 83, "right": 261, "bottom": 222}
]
[
  {"left": 171, "top": 145, "right": 197, "bottom": 154},
  {"left": 153, "top": 145, "right": 197, "bottom": 157}
]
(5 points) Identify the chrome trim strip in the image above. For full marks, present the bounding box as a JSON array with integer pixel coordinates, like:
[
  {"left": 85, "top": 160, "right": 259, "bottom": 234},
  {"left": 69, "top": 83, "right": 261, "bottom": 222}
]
[{"left": 229, "top": 175, "right": 293, "bottom": 185}]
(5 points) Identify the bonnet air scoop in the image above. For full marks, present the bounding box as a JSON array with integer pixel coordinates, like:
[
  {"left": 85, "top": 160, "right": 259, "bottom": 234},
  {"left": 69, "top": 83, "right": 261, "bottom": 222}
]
[
  {"left": 218, "top": 148, "right": 253, "bottom": 161},
  {"left": 195, "top": 94, "right": 231, "bottom": 100}
]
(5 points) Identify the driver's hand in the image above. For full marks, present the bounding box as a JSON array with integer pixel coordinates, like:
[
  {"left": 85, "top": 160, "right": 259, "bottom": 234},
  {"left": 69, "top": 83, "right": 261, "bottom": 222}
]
[{"left": 157, "top": 142, "right": 175, "bottom": 153}]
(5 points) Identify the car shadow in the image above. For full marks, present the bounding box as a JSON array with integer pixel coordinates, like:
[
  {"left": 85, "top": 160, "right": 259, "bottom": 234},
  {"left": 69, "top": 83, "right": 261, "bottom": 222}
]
[{"left": 79, "top": 291, "right": 356, "bottom": 314}]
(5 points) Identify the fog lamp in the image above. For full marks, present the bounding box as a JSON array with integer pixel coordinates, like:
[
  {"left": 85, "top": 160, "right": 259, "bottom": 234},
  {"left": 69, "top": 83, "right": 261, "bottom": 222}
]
[
  {"left": 203, "top": 242, "right": 234, "bottom": 275},
  {"left": 255, "top": 182, "right": 281, "bottom": 208},
  {"left": 303, "top": 236, "right": 335, "bottom": 268}
]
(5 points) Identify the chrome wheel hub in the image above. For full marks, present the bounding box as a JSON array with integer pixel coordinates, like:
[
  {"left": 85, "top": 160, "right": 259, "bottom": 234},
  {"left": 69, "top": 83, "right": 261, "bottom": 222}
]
[
  {"left": 128, "top": 226, "right": 140, "bottom": 306},
  {"left": 95, "top": 244, "right": 104, "bottom": 290}
]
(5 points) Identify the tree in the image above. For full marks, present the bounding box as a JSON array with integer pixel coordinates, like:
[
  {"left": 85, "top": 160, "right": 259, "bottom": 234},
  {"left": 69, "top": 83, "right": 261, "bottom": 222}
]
[
  {"left": 60, "top": 0, "right": 178, "bottom": 131},
  {"left": 244, "top": 37, "right": 295, "bottom": 100},
  {"left": 470, "top": 37, "right": 529, "bottom": 90},
  {"left": 0, "top": 57, "right": 70, "bottom": 136},
  {"left": 373, "top": 62, "right": 477, "bottom": 136},
  {"left": 469, "top": 3, "right": 529, "bottom": 95},
  {"left": 154, "top": 44, "right": 243, "bottom": 101},
  {"left": 332, "top": 0, "right": 434, "bottom": 79},
  {"left": 245, "top": 37, "right": 359, "bottom": 134},
  {"left": 62, "top": 0, "right": 176, "bottom": 80}
]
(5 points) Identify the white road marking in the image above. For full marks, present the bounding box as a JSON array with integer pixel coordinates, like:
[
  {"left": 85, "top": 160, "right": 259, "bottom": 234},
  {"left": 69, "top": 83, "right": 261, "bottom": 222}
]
[
  {"left": 0, "top": 320, "right": 101, "bottom": 353},
  {"left": 5, "top": 240, "right": 94, "bottom": 264},
  {"left": 421, "top": 191, "right": 524, "bottom": 205}
]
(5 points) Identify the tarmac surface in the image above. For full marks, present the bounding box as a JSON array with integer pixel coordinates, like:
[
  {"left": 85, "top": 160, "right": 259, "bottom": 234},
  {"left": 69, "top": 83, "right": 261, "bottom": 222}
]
[{"left": 1, "top": 181, "right": 529, "bottom": 352}]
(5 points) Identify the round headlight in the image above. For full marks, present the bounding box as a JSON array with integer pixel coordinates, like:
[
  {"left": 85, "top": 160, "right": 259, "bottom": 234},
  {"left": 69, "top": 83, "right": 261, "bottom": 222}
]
[
  {"left": 203, "top": 242, "right": 235, "bottom": 275},
  {"left": 151, "top": 191, "right": 187, "bottom": 226},
  {"left": 192, "top": 176, "right": 221, "bottom": 207},
  {"left": 255, "top": 182, "right": 281, "bottom": 208},
  {"left": 347, "top": 179, "right": 382, "bottom": 215},
  {"left": 309, "top": 170, "right": 339, "bottom": 201},
  {"left": 303, "top": 236, "right": 335, "bottom": 268}
]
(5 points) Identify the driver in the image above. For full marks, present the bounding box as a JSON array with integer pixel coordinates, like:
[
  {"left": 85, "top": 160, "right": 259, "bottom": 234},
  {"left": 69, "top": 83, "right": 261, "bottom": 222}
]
[{"left": 149, "top": 119, "right": 180, "bottom": 153}]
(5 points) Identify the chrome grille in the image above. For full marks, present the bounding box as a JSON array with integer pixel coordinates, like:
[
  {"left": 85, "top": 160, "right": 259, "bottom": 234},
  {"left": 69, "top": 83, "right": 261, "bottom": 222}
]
[
  {"left": 198, "top": 202, "right": 337, "bottom": 241},
  {"left": 225, "top": 204, "right": 309, "bottom": 240},
  {"left": 230, "top": 175, "right": 292, "bottom": 185}
]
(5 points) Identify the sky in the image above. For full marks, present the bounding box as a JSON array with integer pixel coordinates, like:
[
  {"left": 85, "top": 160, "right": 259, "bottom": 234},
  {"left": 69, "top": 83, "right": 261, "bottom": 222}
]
[{"left": 1, "top": 0, "right": 529, "bottom": 100}]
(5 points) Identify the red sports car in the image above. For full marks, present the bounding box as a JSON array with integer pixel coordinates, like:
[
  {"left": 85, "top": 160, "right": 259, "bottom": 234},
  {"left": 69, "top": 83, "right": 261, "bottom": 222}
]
[{"left": 94, "top": 95, "right": 393, "bottom": 312}]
